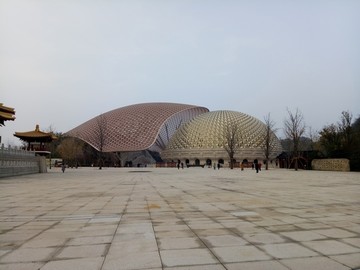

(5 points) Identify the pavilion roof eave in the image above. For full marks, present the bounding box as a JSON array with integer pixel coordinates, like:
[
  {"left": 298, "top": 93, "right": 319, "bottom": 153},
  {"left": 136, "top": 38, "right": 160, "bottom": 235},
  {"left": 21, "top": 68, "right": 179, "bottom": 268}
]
[
  {"left": 0, "top": 111, "right": 16, "bottom": 121},
  {"left": 13, "top": 125, "right": 57, "bottom": 142}
]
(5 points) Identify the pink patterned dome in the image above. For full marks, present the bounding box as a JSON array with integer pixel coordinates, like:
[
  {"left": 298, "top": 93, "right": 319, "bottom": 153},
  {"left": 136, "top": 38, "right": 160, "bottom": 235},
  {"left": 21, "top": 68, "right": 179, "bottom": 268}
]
[{"left": 66, "top": 102, "right": 209, "bottom": 152}]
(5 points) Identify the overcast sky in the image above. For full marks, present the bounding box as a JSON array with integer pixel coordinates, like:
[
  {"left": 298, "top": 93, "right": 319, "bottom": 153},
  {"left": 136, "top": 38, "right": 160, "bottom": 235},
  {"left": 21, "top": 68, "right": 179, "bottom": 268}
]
[{"left": 1, "top": 0, "right": 359, "bottom": 146}]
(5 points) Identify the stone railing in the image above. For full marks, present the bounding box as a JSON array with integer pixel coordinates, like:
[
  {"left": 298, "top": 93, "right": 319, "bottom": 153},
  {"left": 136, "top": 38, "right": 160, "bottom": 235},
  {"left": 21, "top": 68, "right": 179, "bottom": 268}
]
[
  {"left": 311, "top": 158, "right": 350, "bottom": 172},
  {"left": 0, "top": 145, "right": 47, "bottom": 178}
]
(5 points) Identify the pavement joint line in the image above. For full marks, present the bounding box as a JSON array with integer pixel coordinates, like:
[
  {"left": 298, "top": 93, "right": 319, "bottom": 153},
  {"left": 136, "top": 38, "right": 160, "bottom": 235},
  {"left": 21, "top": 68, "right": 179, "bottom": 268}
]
[
  {"left": 99, "top": 178, "right": 137, "bottom": 270},
  {"left": 146, "top": 197, "right": 164, "bottom": 270}
]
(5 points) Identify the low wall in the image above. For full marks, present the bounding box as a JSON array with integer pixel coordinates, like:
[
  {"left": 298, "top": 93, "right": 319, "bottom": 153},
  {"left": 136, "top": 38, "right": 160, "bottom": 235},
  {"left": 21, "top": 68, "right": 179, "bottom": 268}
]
[
  {"left": 311, "top": 158, "right": 350, "bottom": 172},
  {"left": 0, "top": 146, "right": 47, "bottom": 178}
]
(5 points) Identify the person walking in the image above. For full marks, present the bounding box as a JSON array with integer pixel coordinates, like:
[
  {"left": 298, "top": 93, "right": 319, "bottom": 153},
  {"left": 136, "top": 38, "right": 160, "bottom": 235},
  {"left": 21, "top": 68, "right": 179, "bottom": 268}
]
[
  {"left": 254, "top": 159, "right": 259, "bottom": 173},
  {"left": 61, "top": 163, "right": 66, "bottom": 173}
]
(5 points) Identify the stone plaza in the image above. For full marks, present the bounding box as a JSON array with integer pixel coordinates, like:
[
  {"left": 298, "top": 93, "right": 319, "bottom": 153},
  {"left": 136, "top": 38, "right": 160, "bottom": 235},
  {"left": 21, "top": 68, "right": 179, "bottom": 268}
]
[{"left": 0, "top": 167, "right": 359, "bottom": 270}]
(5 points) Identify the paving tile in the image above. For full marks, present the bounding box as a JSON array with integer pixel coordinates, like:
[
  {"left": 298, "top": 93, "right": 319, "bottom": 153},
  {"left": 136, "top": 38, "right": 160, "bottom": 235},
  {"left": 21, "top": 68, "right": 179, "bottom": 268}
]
[
  {"left": 342, "top": 237, "right": 360, "bottom": 248},
  {"left": 262, "top": 243, "right": 318, "bottom": 259},
  {"left": 41, "top": 257, "right": 104, "bottom": 270},
  {"left": 194, "top": 228, "right": 233, "bottom": 236},
  {"left": 160, "top": 248, "right": 218, "bottom": 267},
  {"left": 158, "top": 237, "right": 203, "bottom": 249},
  {"left": 234, "top": 225, "right": 268, "bottom": 234},
  {"left": 295, "top": 222, "right": 331, "bottom": 230},
  {"left": 330, "top": 253, "right": 360, "bottom": 269},
  {"left": 164, "top": 265, "right": 226, "bottom": 270},
  {"left": 112, "top": 232, "right": 156, "bottom": 243},
  {"left": 116, "top": 223, "right": 154, "bottom": 234},
  {"left": 102, "top": 251, "right": 162, "bottom": 270},
  {"left": 231, "top": 211, "right": 260, "bottom": 217},
  {"left": 89, "top": 216, "right": 121, "bottom": 224},
  {"left": 253, "top": 218, "right": 287, "bottom": 226},
  {"left": 313, "top": 228, "right": 357, "bottom": 238},
  {"left": 212, "top": 246, "right": 270, "bottom": 263},
  {"left": 0, "top": 262, "right": 45, "bottom": 270},
  {"left": 202, "top": 235, "right": 248, "bottom": 247},
  {"left": 67, "top": 235, "right": 113, "bottom": 246},
  {"left": 281, "top": 256, "right": 351, "bottom": 270},
  {"left": 225, "top": 260, "right": 289, "bottom": 270},
  {"left": 55, "top": 244, "right": 108, "bottom": 259},
  {"left": 280, "top": 230, "right": 327, "bottom": 241},
  {"left": 107, "top": 240, "right": 158, "bottom": 257},
  {"left": 22, "top": 237, "right": 68, "bottom": 248},
  {"left": 0, "top": 249, "right": 11, "bottom": 256},
  {"left": 0, "top": 247, "right": 57, "bottom": 263},
  {"left": 265, "top": 224, "right": 298, "bottom": 232},
  {"left": 156, "top": 230, "right": 195, "bottom": 238},
  {"left": 0, "top": 232, "right": 39, "bottom": 242},
  {"left": 345, "top": 225, "right": 360, "bottom": 234},
  {"left": 154, "top": 224, "right": 190, "bottom": 232},
  {"left": 302, "top": 240, "right": 360, "bottom": 255},
  {"left": 243, "top": 232, "right": 286, "bottom": 244},
  {"left": 275, "top": 216, "right": 309, "bottom": 224}
]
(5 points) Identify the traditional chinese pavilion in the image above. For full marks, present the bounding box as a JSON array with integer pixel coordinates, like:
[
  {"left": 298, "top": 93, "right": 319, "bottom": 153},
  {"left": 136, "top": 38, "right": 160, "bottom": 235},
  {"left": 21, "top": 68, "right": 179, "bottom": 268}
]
[
  {"left": 14, "top": 125, "right": 57, "bottom": 155},
  {"left": 0, "top": 103, "right": 16, "bottom": 126}
]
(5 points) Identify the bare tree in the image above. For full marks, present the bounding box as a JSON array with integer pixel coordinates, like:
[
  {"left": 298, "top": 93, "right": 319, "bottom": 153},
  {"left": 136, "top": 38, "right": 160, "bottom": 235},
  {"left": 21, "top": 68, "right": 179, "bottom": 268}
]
[
  {"left": 339, "top": 110, "right": 353, "bottom": 149},
  {"left": 96, "top": 114, "right": 107, "bottom": 169},
  {"left": 224, "top": 122, "right": 243, "bottom": 169},
  {"left": 308, "top": 127, "right": 320, "bottom": 151},
  {"left": 57, "top": 137, "right": 84, "bottom": 167},
  {"left": 284, "top": 108, "right": 306, "bottom": 171},
  {"left": 261, "top": 113, "right": 278, "bottom": 170}
]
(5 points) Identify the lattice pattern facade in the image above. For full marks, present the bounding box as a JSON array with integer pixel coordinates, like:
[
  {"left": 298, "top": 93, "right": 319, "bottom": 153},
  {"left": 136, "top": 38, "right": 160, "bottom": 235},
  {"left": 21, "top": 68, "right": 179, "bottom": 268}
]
[
  {"left": 161, "top": 110, "right": 282, "bottom": 164},
  {"left": 66, "top": 103, "right": 209, "bottom": 152},
  {"left": 311, "top": 159, "right": 350, "bottom": 171}
]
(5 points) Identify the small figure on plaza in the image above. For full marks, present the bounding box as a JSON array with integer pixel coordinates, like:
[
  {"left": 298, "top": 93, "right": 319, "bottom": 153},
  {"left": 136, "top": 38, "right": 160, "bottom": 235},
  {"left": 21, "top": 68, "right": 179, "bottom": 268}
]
[{"left": 254, "top": 159, "right": 259, "bottom": 173}]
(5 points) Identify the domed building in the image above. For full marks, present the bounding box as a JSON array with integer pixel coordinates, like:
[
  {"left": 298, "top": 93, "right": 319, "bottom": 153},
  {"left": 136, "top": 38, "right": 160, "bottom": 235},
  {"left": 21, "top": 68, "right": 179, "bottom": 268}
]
[
  {"left": 66, "top": 102, "right": 209, "bottom": 157},
  {"left": 161, "top": 110, "right": 282, "bottom": 167}
]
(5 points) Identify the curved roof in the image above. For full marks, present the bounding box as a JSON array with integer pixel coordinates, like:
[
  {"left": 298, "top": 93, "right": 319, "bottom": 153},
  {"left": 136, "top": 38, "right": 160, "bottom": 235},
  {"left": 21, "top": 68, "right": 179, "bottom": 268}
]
[
  {"left": 14, "top": 125, "right": 57, "bottom": 142},
  {"left": 66, "top": 102, "right": 209, "bottom": 152},
  {"left": 0, "top": 103, "right": 15, "bottom": 126},
  {"left": 162, "top": 110, "right": 282, "bottom": 158}
]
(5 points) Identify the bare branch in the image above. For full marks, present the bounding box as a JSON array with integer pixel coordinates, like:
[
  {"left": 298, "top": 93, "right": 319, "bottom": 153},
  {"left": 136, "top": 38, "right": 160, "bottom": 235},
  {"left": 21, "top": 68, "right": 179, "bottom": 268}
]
[
  {"left": 283, "top": 108, "right": 306, "bottom": 170},
  {"left": 261, "top": 113, "right": 278, "bottom": 170}
]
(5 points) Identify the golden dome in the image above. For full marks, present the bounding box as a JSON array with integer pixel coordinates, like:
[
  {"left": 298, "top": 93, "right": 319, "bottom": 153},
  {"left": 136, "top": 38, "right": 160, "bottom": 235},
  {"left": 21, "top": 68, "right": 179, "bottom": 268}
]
[{"left": 161, "top": 110, "right": 282, "bottom": 161}]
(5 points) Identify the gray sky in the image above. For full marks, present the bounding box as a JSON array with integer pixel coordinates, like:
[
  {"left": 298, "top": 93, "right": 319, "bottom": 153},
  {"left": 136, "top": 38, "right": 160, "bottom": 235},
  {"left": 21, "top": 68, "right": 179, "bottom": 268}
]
[{"left": 1, "top": 0, "right": 359, "bottom": 146}]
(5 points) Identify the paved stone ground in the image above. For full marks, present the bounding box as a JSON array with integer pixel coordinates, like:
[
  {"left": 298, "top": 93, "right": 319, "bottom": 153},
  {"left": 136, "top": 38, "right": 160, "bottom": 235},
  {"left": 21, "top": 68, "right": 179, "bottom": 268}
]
[{"left": 0, "top": 167, "right": 359, "bottom": 270}]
